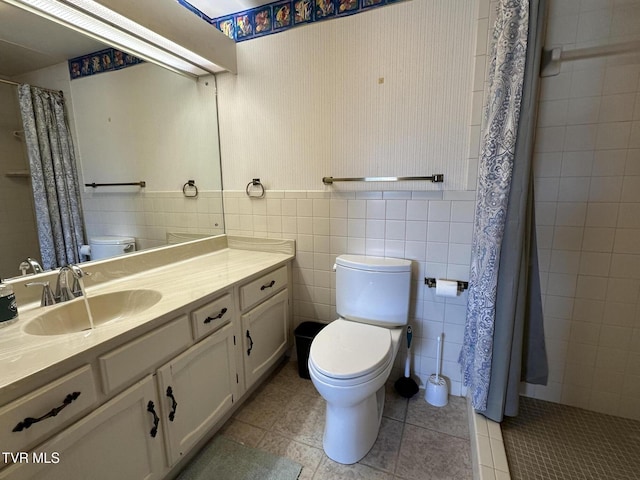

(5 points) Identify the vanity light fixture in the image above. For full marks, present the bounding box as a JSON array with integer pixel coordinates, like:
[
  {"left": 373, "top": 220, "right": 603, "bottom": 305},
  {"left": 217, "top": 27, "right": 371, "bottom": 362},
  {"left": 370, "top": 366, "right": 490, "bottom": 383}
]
[{"left": 2, "top": 0, "right": 236, "bottom": 76}]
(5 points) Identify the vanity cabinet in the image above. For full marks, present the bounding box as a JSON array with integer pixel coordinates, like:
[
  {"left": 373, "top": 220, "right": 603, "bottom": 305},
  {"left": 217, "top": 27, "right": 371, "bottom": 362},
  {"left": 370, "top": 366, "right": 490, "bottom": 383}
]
[
  {"left": 0, "top": 248, "right": 293, "bottom": 480},
  {"left": 156, "top": 321, "right": 237, "bottom": 465},
  {"left": 0, "top": 365, "right": 97, "bottom": 460},
  {"left": 241, "top": 288, "right": 289, "bottom": 389},
  {"left": 189, "top": 292, "right": 234, "bottom": 341},
  {"left": 0, "top": 375, "right": 165, "bottom": 480}
]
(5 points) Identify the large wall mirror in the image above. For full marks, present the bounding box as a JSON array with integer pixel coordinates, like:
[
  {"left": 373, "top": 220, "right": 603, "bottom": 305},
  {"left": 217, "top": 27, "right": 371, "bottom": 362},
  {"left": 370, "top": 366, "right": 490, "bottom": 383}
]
[{"left": 0, "top": 1, "right": 224, "bottom": 280}]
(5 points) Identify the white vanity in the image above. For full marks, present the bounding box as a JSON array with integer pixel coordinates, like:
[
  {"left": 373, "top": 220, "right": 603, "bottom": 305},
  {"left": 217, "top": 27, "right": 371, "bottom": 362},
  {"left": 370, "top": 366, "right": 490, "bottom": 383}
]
[{"left": 0, "top": 235, "right": 295, "bottom": 479}]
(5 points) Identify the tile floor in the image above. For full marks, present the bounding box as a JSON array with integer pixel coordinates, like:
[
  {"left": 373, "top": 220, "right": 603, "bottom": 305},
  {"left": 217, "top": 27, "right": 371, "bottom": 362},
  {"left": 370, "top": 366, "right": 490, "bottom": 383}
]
[
  {"left": 502, "top": 396, "right": 640, "bottom": 480},
  {"left": 216, "top": 359, "right": 472, "bottom": 480}
]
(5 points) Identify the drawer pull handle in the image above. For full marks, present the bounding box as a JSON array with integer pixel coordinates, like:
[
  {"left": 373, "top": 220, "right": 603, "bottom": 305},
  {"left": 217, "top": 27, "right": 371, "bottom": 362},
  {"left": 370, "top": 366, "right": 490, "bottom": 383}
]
[
  {"left": 12, "top": 392, "right": 81, "bottom": 432},
  {"left": 260, "top": 280, "right": 276, "bottom": 291},
  {"left": 204, "top": 307, "right": 228, "bottom": 324},
  {"left": 166, "top": 386, "right": 178, "bottom": 422},
  {"left": 147, "top": 401, "right": 160, "bottom": 438},
  {"left": 246, "top": 330, "right": 254, "bottom": 356}
]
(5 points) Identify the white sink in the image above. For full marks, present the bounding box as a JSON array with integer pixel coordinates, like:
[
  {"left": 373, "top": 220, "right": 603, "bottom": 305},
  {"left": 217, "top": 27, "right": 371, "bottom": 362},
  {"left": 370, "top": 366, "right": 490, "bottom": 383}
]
[{"left": 23, "top": 289, "right": 163, "bottom": 336}]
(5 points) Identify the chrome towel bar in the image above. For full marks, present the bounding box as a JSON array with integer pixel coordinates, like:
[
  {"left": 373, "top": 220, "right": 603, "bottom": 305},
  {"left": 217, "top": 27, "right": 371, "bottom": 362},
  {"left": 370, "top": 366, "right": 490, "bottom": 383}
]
[
  {"left": 85, "top": 181, "right": 146, "bottom": 188},
  {"left": 322, "top": 174, "right": 444, "bottom": 185}
]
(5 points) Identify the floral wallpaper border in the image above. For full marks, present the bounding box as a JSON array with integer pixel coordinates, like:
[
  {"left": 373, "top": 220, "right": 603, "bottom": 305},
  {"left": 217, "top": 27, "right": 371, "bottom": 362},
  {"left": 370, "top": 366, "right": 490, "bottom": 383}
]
[
  {"left": 68, "top": 48, "right": 144, "bottom": 80},
  {"left": 178, "top": 0, "right": 407, "bottom": 42}
]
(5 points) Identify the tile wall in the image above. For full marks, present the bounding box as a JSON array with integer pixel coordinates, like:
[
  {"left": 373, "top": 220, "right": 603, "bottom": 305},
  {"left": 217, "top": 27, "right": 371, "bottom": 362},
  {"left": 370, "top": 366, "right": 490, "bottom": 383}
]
[
  {"left": 525, "top": 0, "right": 640, "bottom": 419},
  {"left": 82, "top": 191, "right": 224, "bottom": 253},
  {"left": 223, "top": 189, "right": 476, "bottom": 395}
]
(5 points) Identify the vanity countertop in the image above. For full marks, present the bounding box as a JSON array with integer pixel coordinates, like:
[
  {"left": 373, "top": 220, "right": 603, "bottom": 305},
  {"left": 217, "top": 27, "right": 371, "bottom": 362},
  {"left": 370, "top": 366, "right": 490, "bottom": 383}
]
[{"left": 0, "top": 236, "right": 294, "bottom": 402}]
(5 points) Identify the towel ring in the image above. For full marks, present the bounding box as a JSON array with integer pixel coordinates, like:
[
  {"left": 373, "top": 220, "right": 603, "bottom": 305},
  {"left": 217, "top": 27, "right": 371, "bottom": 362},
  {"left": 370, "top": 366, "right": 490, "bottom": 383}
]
[
  {"left": 246, "top": 178, "right": 265, "bottom": 198},
  {"left": 183, "top": 180, "right": 198, "bottom": 198}
]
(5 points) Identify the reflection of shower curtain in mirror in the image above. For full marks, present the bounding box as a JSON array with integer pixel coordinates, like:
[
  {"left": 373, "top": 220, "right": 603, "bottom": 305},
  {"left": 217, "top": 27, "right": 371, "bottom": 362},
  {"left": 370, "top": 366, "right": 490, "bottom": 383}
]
[{"left": 18, "top": 85, "right": 86, "bottom": 270}]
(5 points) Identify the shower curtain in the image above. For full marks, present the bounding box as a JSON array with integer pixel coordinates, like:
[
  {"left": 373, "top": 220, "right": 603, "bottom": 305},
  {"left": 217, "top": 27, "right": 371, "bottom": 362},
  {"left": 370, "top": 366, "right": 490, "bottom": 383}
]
[
  {"left": 459, "top": 0, "right": 548, "bottom": 422},
  {"left": 18, "top": 85, "right": 86, "bottom": 270}
]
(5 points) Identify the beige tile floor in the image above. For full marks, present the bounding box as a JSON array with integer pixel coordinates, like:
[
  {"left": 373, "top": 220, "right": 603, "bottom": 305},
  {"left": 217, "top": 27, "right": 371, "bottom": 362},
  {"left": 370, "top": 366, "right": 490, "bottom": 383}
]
[{"left": 216, "top": 359, "right": 472, "bottom": 480}]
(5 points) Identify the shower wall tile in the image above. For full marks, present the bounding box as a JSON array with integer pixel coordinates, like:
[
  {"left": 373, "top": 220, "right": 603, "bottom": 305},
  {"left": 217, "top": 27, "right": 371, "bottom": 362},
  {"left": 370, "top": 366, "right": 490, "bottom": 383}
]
[
  {"left": 223, "top": 189, "right": 475, "bottom": 396},
  {"left": 530, "top": 0, "right": 640, "bottom": 418}
]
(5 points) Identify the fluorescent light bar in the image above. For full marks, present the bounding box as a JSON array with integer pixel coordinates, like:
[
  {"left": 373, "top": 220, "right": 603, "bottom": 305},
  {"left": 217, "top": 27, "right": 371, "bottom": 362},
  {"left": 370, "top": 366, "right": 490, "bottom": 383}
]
[
  {"left": 3, "top": 0, "right": 218, "bottom": 76},
  {"left": 64, "top": 0, "right": 223, "bottom": 73}
]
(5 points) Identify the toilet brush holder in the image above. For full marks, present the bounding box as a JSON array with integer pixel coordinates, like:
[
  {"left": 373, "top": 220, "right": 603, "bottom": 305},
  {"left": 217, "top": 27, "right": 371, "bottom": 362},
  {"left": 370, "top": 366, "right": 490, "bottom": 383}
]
[
  {"left": 426, "top": 334, "right": 448, "bottom": 407},
  {"left": 425, "top": 374, "right": 448, "bottom": 407}
]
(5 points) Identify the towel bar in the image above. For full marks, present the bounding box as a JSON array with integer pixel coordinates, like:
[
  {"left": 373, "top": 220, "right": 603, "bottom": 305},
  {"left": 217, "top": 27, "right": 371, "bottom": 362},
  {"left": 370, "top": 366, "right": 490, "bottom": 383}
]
[{"left": 322, "top": 175, "right": 443, "bottom": 185}]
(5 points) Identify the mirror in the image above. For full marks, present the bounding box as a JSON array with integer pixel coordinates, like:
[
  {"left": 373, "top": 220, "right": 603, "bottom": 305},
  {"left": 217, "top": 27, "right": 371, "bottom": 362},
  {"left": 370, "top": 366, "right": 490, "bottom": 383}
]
[{"left": 0, "top": 2, "right": 224, "bottom": 280}]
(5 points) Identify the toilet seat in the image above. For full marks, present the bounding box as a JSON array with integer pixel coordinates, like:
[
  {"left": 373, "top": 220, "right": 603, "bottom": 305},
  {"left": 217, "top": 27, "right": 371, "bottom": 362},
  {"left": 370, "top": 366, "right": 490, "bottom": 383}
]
[{"left": 309, "top": 319, "right": 392, "bottom": 386}]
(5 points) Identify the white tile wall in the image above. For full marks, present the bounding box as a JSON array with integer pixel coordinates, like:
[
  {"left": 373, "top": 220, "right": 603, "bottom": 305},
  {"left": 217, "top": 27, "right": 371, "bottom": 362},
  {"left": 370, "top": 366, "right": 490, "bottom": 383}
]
[
  {"left": 224, "top": 189, "right": 476, "bottom": 395},
  {"left": 527, "top": 0, "right": 640, "bottom": 420},
  {"left": 82, "top": 190, "right": 224, "bottom": 252}
]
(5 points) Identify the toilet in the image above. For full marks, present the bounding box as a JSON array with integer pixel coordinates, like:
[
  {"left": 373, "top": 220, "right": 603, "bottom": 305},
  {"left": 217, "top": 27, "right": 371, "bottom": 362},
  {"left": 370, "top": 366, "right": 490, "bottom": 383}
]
[
  {"left": 308, "top": 254, "right": 411, "bottom": 464},
  {"left": 86, "top": 236, "right": 136, "bottom": 260}
]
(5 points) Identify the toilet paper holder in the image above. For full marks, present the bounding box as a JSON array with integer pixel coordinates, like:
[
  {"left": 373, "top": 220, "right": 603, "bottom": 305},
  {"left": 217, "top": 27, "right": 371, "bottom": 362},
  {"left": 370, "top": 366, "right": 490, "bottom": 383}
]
[{"left": 424, "top": 277, "right": 469, "bottom": 293}]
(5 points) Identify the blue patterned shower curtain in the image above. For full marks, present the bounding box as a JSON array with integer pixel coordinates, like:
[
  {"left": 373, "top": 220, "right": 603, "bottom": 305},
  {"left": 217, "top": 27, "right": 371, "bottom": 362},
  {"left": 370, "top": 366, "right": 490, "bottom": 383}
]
[
  {"left": 18, "top": 85, "right": 86, "bottom": 270},
  {"left": 460, "top": 0, "right": 548, "bottom": 421}
]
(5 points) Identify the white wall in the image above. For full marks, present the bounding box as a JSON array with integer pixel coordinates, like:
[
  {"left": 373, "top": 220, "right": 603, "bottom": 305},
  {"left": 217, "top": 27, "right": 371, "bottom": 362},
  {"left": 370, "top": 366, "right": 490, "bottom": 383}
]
[
  {"left": 217, "top": 0, "right": 479, "bottom": 192},
  {"left": 526, "top": 0, "right": 640, "bottom": 420},
  {"left": 15, "top": 62, "right": 225, "bottom": 254},
  {"left": 71, "top": 63, "right": 221, "bottom": 192},
  {"left": 218, "top": 0, "right": 491, "bottom": 395},
  {"left": 69, "top": 63, "right": 225, "bottom": 250}
]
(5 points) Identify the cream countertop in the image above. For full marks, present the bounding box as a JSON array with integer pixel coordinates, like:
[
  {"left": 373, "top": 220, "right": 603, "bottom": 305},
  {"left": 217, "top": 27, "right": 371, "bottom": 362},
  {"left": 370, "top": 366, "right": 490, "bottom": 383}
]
[{"left": 0, "top": 235, "right": 294, "bottom": 404}]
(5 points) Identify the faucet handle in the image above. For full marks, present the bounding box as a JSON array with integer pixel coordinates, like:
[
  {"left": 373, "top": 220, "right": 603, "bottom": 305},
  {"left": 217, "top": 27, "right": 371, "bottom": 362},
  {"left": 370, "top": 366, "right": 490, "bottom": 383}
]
[
  {"left": 54, "top": 269, "right": 75, "bottom": 303},
  {"left": 26, "top": 281, "right": 56, "bottom": 307},
  {"left": 71, "top": 274, "right": 90, "bottom": 297}
]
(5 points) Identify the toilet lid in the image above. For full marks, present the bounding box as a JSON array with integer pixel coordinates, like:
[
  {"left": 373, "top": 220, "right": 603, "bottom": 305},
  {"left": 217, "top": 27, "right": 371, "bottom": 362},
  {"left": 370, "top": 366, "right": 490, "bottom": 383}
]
[
  {"left": 309, "top": 319, "right": 392, "bottom": 380},
  {"left": 90, "top": 236, "right": 135, "bottom": 245}
]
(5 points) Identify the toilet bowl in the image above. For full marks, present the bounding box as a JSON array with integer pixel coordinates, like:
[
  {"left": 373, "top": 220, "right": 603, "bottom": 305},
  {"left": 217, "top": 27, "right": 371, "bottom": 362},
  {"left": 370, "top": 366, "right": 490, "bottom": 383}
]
[
  {"left": 308, "top": 255, "right": 411, "bottom": 465},
  {"left": 309, "top": 320, "right": 403, "bottom": 464}
]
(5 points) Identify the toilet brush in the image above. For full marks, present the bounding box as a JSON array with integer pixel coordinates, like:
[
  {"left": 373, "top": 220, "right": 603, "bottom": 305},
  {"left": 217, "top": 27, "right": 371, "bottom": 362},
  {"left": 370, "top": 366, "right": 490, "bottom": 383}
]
[{"left": 394, "top": 326, "right": 419, "bottom": 398}]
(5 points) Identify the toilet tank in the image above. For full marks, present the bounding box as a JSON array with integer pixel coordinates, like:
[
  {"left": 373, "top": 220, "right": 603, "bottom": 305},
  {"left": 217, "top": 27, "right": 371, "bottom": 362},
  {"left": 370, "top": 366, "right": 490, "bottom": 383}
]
[
  {"left": 89, "top": 236, "right": 136, "bottom": 261},
  {"left": 335, "top": 255, "right": 411, "bottom": 327}
]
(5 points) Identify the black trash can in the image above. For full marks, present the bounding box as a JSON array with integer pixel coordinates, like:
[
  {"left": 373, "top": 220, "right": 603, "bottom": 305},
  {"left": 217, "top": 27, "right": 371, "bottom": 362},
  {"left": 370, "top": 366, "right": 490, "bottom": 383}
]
[{"left": 294, "top": 321, "right": 326, "bottom": 379}]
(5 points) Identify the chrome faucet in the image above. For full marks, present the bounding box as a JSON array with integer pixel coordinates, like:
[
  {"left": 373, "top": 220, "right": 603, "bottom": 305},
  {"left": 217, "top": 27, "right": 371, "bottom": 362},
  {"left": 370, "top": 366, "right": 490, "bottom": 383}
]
[
  {"left": 54, "top": 265, "right": 89, "bottom": 302},
  {"left": 25, "top": 281, "right": 56, "bottom": 307},
  {"left": 19, "top": 258, "right": 43, "bottom": 276}
]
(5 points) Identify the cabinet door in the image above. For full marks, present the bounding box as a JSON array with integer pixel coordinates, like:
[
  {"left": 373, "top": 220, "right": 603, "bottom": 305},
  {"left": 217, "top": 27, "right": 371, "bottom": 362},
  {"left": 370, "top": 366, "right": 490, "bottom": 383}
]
[
  {"left": 156, "top": 322, "right": 236, "bottom": 466},
  {"left": 0, "top": 375, "right": 165, "bottom": 480},
  {"left": 241, "top": 289, "right": 288, "bottom": 389}
]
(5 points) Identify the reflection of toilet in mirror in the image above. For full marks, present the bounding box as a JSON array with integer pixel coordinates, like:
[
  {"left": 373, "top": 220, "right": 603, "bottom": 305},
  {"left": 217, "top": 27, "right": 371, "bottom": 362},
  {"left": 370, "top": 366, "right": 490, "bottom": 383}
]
[
  {"left": 308, "top": 254, "right": 411, "bottom": 464},
  {"left": 81, "top": 236, "right": 136, "bottom": 261}
]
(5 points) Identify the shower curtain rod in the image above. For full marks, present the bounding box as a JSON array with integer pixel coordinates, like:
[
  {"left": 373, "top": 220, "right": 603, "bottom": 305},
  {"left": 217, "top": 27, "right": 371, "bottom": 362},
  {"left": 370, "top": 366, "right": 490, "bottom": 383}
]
[
  {"left": 541, "top": 40, "right": 640, "bottom": 77},
  {"left": 0, "top": 77, "right": 62, "bottom": 95}
]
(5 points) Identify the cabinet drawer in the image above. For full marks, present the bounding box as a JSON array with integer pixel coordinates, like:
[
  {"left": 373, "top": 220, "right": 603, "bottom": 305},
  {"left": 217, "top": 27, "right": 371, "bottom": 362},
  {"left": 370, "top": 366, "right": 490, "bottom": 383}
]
[
  {"left": 240, "top": 265, "right": 287, "bottom": 311},
  {"left": 0, "top": 365, "right": 97, "bottom": 460},
  {"left": 190, "top": 292, "right": 234, "bottom": 340},
  {"left": 0, "top": 375, "right": 165, "bottom": 480},
  {"left": 99, "top": 316, "right": 191, "bottom": 395}
]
